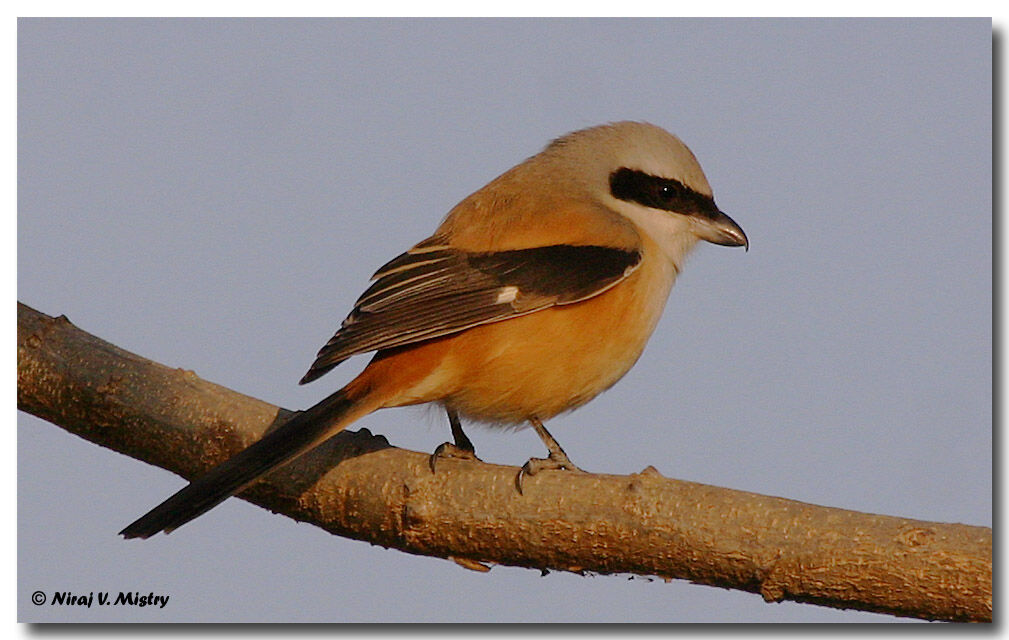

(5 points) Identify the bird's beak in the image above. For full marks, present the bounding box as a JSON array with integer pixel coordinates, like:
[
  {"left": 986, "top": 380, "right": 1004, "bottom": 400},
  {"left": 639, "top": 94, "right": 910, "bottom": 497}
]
[{"left": 694, "top": 210, "right": 748, "bottom": 251}]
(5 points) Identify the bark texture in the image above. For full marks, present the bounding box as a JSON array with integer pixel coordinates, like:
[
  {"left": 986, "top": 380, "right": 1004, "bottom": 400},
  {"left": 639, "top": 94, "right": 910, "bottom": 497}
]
[{"left": 17, "top": 302, "right": 992, "bottom": 622}]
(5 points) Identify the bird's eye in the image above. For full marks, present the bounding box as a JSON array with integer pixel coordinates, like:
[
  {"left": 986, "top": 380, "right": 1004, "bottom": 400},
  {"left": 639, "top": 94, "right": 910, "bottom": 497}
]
[{"left": 657, "top": 183, "right": 679, "bottom": 202}]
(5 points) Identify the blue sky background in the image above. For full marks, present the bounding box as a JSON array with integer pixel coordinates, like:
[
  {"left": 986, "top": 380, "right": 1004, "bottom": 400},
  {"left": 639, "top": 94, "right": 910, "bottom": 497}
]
[{"left": 18, "top": 18, "right": 991, "bottom": 622}]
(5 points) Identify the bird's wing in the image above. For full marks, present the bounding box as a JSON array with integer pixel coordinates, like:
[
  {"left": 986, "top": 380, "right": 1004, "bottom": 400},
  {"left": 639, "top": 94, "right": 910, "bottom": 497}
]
[{"left": 299, "top": 241, "right": 642, "bottom": 384}]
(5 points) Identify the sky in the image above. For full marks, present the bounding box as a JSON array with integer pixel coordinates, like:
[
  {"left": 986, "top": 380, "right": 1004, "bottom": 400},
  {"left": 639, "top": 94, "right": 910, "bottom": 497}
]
[{"left": 17, "top": 18, "right": 991, "bottom": 622}]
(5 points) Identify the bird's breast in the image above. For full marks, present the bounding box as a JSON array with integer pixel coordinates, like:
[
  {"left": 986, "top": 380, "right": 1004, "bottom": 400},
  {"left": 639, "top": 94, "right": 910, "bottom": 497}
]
[{"left": 434, "top": 248, "right": 677, "bottom": 424}]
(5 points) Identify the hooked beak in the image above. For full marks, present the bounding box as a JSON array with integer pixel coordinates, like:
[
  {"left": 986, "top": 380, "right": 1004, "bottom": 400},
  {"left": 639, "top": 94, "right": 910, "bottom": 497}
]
[{"left": 695, "top": 210, "right": 748, "bottom": 251}]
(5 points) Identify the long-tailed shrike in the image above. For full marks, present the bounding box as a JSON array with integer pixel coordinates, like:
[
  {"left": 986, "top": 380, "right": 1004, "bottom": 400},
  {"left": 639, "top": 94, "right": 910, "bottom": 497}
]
[{"left": 121, "top": 121, "right": 747, "bottom": 539}]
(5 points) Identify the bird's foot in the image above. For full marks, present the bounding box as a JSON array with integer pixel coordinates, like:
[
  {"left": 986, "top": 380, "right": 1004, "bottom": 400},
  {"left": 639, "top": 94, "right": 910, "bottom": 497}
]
[
  {"left": 429, "top": 442, "right": 482, "bottom": 473},
  {"left": 515, "top": 450, "right": 585, "bottom": 494}
]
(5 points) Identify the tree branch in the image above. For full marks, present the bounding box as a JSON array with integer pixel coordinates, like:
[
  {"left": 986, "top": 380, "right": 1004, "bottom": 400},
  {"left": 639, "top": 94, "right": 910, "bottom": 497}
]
[{"left": 17, "top": 302, "right": 991, "bottom": 622}]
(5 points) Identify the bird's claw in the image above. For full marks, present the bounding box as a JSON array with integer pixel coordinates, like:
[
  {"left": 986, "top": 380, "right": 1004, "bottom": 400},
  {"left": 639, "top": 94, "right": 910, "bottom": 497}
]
[
  {"left": 429, "top": 442, "right": 481, "bottom": 473},
  {"left": 515, "top": 451, "right": 585, "bottom": 494}
]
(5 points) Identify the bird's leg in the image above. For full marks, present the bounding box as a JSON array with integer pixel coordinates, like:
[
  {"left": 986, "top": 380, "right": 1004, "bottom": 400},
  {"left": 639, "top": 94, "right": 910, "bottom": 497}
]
[
  {"left": 429, "top": 407, "right": 481, "bottom": 473},
  {"left": 516, "top": 417, "right": 584, "bottom": 493}
]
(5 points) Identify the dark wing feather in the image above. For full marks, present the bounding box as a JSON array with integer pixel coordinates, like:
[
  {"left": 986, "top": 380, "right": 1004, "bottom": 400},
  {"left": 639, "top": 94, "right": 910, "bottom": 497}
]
[{"left": 299, "top": 244, "right": 641, "bottom": 384}]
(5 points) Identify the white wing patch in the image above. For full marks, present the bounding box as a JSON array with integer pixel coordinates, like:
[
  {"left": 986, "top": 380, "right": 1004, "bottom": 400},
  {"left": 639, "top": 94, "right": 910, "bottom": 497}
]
[{"left": 495, "top": 286, "right": 520, "bottom": 305}]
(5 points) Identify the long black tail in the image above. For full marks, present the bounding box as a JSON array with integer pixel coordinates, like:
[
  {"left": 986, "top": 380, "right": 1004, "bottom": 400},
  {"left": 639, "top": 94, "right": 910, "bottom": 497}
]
[{"left": 120, "top": 389, "right": 360, "bottom": 539}]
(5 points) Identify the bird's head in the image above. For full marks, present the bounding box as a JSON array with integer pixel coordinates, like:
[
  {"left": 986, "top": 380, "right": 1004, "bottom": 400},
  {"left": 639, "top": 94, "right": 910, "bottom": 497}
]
[{"left": 543, "top": 121, "right": 748, "bottom": 264}]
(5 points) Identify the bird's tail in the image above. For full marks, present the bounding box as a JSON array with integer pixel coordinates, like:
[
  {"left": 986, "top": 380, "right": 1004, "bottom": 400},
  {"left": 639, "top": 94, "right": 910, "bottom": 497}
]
[{"left": 120, "top": 384, "right": 374, "bottom": 539}]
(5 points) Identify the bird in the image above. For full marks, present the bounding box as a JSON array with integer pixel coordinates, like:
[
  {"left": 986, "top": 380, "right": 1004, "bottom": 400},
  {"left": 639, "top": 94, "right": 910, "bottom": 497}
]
[{"left": 120, "top": 121, "right": 748, "bottom": 539}]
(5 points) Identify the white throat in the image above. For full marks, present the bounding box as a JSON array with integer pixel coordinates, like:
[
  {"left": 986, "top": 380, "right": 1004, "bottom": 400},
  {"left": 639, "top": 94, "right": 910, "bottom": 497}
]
[{"left": 611, "top": 200, "right": 701, "bottom": 270}]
